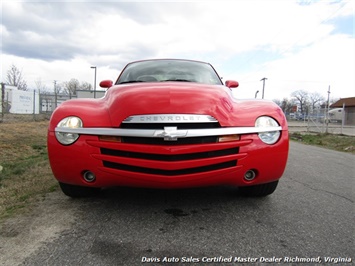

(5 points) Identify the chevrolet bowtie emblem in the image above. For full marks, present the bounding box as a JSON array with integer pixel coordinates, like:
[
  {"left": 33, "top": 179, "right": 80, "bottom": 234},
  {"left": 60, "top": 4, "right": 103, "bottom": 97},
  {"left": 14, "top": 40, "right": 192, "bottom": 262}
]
[{"left": 154, "top": 127, "right": 188, "bottom": 141}]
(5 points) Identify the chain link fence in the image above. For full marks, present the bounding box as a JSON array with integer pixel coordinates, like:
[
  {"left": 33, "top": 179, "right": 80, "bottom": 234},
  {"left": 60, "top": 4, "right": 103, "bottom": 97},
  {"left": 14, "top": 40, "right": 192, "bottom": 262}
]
[
  {"left": 1, "top": 90, "right": 55, "bottom": 122},
  {"left": 1, "top": 87, "right": 105, "bottom": 123},
  {"left": 287, "top": 107, "right": 355, "bottom": 136}
]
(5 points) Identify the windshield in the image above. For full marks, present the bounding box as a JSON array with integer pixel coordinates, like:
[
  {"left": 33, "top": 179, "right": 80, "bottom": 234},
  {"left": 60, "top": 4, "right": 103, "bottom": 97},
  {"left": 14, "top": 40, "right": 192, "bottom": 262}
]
[{"left": 116, "top": 59, "right": 223, "bottom": 85}]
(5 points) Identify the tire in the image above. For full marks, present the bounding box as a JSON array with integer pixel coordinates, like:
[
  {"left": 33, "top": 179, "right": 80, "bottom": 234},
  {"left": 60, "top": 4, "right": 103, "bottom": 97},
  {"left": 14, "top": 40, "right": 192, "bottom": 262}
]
[
  {"left": 239, "top": 181, "right": 279, "bottom": 197},
  {"left": 59, "top": 182, "right": 101, "bottom": 198}
]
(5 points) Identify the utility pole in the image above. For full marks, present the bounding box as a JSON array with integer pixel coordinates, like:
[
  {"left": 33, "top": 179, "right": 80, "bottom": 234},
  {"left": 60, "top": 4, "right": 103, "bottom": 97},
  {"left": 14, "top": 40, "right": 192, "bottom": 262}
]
[
  {"left": 260, "top": 77, "right": 267, "bottom": 99},
  {"left": 255, "top": 90, "right": 259, "bottom": 98},
  {"left": 325, "top": 85, "right": 330, "bottom": 134},
  {"left": 1, "top": 82, "right": 5, "bottom": 122},
  {"left": 91, "top": 66, "right": 97, "bottom": 98},
  {"left": 54, "top": 80, "right": 57, "bottom": 109}
]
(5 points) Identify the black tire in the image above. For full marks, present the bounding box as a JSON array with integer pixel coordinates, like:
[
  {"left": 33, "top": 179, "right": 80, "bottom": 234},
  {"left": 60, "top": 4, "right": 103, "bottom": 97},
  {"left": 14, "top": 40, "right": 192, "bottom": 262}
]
[
  {"left": 59, "top": 182, "right": 101, "bottom": 198},
  {"left": 239, "top": 181, "right": 279, "bottom": 197}
]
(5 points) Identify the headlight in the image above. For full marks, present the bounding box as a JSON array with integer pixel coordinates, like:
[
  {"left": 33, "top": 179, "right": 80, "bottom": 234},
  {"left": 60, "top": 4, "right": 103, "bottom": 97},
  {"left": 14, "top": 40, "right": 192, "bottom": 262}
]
[
  {"left": 55, "top": 116, "right": 83, "bottom": 145},
  {"left": 255, "top": 116, "right": 280, "bottom": 144}
]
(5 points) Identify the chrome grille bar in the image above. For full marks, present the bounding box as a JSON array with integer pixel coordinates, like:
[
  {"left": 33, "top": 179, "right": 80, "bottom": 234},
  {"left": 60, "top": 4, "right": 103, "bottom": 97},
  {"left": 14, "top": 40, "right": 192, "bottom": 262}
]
[{"left": 55, "top": 126, "right": 282, "bottom": 138}]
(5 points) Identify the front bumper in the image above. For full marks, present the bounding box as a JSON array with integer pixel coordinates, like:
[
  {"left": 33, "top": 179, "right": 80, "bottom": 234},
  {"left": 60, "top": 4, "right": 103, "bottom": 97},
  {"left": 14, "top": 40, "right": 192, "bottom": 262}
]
[{"left": 47, "top": 129, "right": 289, "bottom": 189}]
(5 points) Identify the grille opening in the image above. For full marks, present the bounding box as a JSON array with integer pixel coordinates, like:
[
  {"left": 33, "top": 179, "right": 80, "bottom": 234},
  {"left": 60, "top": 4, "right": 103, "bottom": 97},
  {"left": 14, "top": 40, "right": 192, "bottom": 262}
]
[
  {"left": 101, "top": 147, "right": 239, "bottom": 161},
  {"left": 103, "top": 160, "right": 237, "bottom": 175},
  {"left": 121, "top": 136, "right": 217, "bottom": 145}
]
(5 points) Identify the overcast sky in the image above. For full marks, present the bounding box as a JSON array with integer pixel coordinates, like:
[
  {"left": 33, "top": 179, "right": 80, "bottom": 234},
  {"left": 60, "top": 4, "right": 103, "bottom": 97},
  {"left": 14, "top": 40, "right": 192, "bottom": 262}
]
[{"left": 1, "top": 0, "right": 354, "bottom": 100}]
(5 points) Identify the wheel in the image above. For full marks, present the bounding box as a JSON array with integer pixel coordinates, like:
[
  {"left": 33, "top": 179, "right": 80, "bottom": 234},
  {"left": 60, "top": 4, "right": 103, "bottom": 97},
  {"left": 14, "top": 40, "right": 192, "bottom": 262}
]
[
  {"left": 239, "top": 181, "right": 279, "bottom": 197},
  {"left": 59, "top": 182, "right": 101, "bottom": 198}
]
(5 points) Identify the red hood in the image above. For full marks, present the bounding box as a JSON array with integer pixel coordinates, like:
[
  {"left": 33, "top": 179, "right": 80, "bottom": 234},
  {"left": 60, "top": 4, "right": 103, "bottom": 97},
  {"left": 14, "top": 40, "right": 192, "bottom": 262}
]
[
  {"left": 50, "top": 82, "right": 287, "bottom": 129},
  {"left": 105, "top": 82, "right": 238, "bottom": 126},
  {"left": 104, "top": 82, "right": 287, "bottom": 127}
]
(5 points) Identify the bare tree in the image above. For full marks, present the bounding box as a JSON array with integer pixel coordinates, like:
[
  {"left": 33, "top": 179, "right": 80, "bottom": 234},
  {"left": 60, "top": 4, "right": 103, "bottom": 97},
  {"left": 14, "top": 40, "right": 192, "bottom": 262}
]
[
  {"left": 309, "top": 92, "right": 325, "bottom": 113},
  {"left": 274, "top": 98, "right": 296, "bottom": 115},
  {"left": 62, "top": 78, "right": 80, "bottom": 97},
  {"left": 54, "top": 82, "right": 64, "bottom": 95},
  {"left": 6, "top": 64, "right": 28, "bottom": 91},
  {"left": 291, "top": 90, "right": 309, "bottom": 115},
  {"left": 34, "top": 78, "right": 48, "bottom": 92},
  {"left": 281, "top": 98, "right": 296, "bottom": 114},
  {"left": 80, "top": 81, "right": 93, "bottom": 90},
  {"left": 273, "top": 99, "right": 281, "bottom": 107}
]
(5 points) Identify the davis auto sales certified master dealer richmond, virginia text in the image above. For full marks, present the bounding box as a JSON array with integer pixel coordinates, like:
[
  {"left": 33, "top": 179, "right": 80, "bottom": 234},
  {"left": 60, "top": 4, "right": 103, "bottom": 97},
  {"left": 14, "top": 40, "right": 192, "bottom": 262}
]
[{"left": 141, "top": 256, "right": 352, "bottom": 264}]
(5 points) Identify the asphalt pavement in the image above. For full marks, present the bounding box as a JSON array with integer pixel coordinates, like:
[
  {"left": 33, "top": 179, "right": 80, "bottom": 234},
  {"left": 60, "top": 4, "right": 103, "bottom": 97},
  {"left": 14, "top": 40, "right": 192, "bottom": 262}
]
[{"left": 1, "top": 141, "right": 354, "bottom": 266}]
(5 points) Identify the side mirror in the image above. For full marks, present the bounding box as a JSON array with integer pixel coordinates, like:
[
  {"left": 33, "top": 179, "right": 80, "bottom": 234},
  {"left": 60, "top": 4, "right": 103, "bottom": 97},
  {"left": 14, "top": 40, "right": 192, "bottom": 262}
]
[
  {"left": 225, "top": 80, "right": 239, "bottom": 88},
  {"left": 99, "top": 80, "right": 113, "bottom": 89}
]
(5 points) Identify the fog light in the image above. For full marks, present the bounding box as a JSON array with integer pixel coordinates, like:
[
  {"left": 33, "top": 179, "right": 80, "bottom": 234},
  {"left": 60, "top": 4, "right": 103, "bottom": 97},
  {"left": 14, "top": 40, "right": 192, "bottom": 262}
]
[
  {"left": 83, "top": 171, "right": 96, "bottom": 182},
  {"left": 244, "top": 170, "right": 257, "bottom": 181}
]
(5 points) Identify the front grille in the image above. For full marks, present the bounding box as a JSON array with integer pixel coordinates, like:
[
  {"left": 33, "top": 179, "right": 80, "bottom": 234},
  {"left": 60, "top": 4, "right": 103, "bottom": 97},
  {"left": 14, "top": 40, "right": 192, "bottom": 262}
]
[
  {"left": 95, "top": 117, "right": 241, "bottom": 176},
  {"left": 101, "top": 147, "right": 239, "bottom": 161},
  {"left": 103, "top": 160, "right": 237, "bottom": 176}
]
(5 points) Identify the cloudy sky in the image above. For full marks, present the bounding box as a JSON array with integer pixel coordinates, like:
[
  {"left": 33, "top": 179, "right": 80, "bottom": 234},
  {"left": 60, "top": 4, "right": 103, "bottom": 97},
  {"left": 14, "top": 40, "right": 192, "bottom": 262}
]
[{"left": 1, "top": 0, "right": 354, "bottom": 100}]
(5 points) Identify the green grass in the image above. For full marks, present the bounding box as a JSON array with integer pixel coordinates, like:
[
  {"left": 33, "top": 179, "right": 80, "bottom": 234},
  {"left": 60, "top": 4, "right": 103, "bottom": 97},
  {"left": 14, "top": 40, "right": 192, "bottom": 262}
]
[
  {"left": 290, "top": 132, "right": 355, "bottom": 153},
  {"left": 0, "top": 153, "right": 48, "bottom": 185},
  {"left": 0, "top": 120, "right": 57, "bottom": 220}
]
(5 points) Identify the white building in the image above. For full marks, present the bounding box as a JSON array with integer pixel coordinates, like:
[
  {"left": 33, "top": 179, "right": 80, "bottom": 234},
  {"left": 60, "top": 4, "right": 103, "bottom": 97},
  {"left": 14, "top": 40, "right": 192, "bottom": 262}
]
[{"left": 0, "top": 84, "right": 40, "bottom": 114}]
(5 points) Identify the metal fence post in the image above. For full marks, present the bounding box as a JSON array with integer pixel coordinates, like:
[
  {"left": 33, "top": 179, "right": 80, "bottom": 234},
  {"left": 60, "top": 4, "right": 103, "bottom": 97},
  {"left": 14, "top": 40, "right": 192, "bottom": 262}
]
[
  {"left": 33, "top": 90, "right": 36, "bottom": 120},
  {"left": 341, "top": 103, "right": 345, "bottom": 135},
  {"left": 0, "top": 83, "right": 4, "bottom": 122}
]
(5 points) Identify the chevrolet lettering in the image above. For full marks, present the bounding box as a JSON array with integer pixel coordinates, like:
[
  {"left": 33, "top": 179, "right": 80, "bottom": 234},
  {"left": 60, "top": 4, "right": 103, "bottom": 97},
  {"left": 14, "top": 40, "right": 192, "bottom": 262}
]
[
  {"left": 123, "top": 114, "right": 217, "bottom": 123},
  {"left": 48, "top": 59, "right": 289, "bottom": 198}
]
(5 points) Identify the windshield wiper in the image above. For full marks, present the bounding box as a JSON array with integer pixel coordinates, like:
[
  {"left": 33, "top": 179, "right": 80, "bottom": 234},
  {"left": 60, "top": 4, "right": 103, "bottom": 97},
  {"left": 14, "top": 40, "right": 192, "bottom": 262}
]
[
  {"left": 160, "top": 79, "right": 193, "bottom": 82},
  {"left": 117, "top": 80, "right": 144, "bottom": 84}
]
